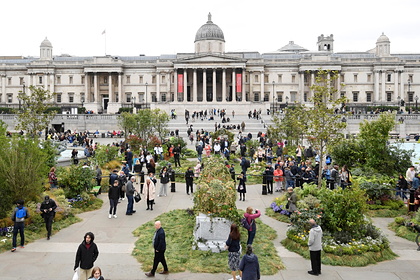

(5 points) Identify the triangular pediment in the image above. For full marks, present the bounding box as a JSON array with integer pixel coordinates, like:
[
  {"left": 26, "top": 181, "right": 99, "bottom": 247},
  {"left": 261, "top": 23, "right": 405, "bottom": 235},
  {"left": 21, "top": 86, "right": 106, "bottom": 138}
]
[{"left": 176, "top": 54, "right": 246, "bottom": 63}]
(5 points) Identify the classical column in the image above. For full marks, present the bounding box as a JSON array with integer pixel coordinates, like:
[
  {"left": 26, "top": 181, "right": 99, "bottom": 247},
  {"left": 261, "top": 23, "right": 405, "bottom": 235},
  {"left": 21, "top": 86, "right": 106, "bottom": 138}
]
[
  {"left": 374, "top": 70, "right": 380, "bottom": 102},
  {"left": 399, "top": 71, "right": 404, "bottom": 101},
  {"left": 174, "top": 70, "right": 178, "bottom": 102},
  {"left": 232, "top": 69, "right": 236, "bottom": 102},
  {"left": 394, "top": 70, "right": 398, "bottom": 100},
  {"left": 94, "top": 73, "right": 98, "bottom": 103},
  {"left": 1, "top": 75, "right": 5, "bottom": 98},
  {"left": 183, "top": 69, "right": 187, "bottom": 102},
  {"left": 49, "top": 74, "right": 54, "bottom": 93},
  {"left": 222, "top": 68, "right": 226, "bottom": 102},
  {"left": 299, "top": 72, "right": 304, "bottom": 103},
  {"left": 156, "top": 72, "right": 160, "bottom": 102},
  {"left": 337, "top": 72, "right": 341, "bottom": 100},
  {"left": 381, "top": 71, "right": 386, "bottom": 102},
  {"left": 84, "top": 73, "right": 89, "bottom": 101},
  {"left": 241, "top": 68, "right": 245, "bottom": 103},
  {"left": 260, "top": 71, "right": 265, "bottom": 102},
  {"left": 167, "top": 71, "right": 171, "bottom": 101},
  {"left": 44, "top": 74, "right": 48, "bottom": 89},
  {"left": 310, "top": 71, "right": 315, "bottom": 99},
  {"left": 203, "top": 69, "right": 206, "bottom": 103},
  {"left": 109, "top": 73, "right": 113, "bottom": 101},
  {"left": 212, "top": 69, "right": 216, "bottom": 102},
  {"left": 193, "top": 69, "right": 197, "bottom": 102},
  {"left": 249, "top": 71, "right": 253, "bottom": 102},
  {"left": 118, "top": 73, "right": 122, "bottom": 104}
]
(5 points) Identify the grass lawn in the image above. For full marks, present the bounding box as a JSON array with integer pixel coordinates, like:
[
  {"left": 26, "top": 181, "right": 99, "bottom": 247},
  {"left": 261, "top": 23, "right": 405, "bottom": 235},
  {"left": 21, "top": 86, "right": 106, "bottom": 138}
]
[
  {"left": 132, "top": 209, "right": 284, "bottom": 275},
  {"left": 281, "top": 238, "right": 397, "bottom": 267}
]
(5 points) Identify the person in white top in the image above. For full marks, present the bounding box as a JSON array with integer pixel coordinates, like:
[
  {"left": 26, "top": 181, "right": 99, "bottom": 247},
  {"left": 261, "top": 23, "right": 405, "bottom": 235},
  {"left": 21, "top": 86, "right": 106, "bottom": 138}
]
[{"left": 406, "top": 165, "right": 416, "bottom": 186}]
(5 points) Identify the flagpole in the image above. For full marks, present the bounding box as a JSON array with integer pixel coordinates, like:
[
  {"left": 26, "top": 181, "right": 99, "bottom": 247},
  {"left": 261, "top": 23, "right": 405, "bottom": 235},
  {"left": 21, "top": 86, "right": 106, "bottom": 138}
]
[{"left": 104, "top": 30, "right": 107, "bottom": 55}]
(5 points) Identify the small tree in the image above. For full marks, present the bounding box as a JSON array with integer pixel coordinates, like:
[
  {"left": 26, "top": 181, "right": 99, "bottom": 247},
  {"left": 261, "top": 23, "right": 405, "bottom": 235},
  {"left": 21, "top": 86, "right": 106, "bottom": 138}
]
[
  {"left": 15, "top": 86, "right": 57, "bottom": 137},
  {"left": 307, "top": 70, "right": 347, "bottom": 187}
]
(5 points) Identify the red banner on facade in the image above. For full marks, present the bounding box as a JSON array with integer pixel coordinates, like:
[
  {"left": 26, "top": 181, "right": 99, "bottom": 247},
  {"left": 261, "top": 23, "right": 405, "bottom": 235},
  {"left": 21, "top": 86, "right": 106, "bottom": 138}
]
[
  {"left": 177, "top": 74, "right": 183, "bottom": 93},
  {"left": 236, "top": 73, "right": 242, "bottom": 93}
]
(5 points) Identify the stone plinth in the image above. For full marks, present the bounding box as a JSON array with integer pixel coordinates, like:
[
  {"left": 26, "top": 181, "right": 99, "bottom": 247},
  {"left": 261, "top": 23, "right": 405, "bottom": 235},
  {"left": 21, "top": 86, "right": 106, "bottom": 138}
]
[{"left": 193, "top": 213, "right": 231, "bottom": 253}]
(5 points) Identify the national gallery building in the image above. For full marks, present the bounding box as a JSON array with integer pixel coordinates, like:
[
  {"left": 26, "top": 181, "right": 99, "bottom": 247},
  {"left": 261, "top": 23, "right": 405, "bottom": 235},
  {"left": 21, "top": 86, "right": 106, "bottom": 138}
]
[{"left": 0, "top": 13, "right": 419, "bottom": 114}]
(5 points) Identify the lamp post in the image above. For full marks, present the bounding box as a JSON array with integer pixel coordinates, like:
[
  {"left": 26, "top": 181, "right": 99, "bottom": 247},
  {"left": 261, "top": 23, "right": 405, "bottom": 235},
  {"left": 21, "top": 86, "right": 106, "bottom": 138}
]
[
  {"left": 272, "top": 81, "right": 275, "bottom": 114},
  {"left": 415, "top": 95, "right": 418, "bottom": 113},
  {"left": 145, "top": 82, "right": 148, "bottom": 109},
  {"left": 286, "top": 96, "right": 289, "bottom": 108},
  {"left": 131, "top": 96, "right": 135, "bottom": 113},
  {"left": 408, "top": 79, "right": 411, "bottom": 113}
]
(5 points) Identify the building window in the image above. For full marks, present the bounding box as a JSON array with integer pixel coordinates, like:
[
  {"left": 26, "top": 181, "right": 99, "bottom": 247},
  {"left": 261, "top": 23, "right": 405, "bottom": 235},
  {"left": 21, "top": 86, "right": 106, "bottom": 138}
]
[
  {"left": 8, "top": 77, "right": 11, "bottom": 85},
  {"left": 69, "top": 76, "right": 73, "bottom": 84},
  {"left": 104, "top": 77, "right": 108, "bottom": 84},
  {"left": 245, "top": 75, "right": 248, "bottom": 83},
  {"left": 292, "top": 75, "right": 296, "bottom": 83},
  {"left": 264, "top": 92, "right": 269, "bottom": 102},
  {"left": 19, "top": 77, "right": 24, "bottom": 85},
  {"left": 139, "top": 75, "right": 143, "bottom": 83},
  {"left": 39, "top": 76, "right": 43, "bottom": 84},
  {"left": 340, "top": 75, "right": 344, "bottom": 83},
  {"left": 367, "top": 74, "right": 372, "bottom": 83},
  {"left": 353, "top": 74, "right": 358, "bottom": 83},
  {"left": 352, "top": 91, "right": 358, "bottom": 102},
  {"left": 57, "top": 93, "right": 62, "bottom": 103},
  {"left": 152, "top": 93, "right": 157, "bottom": 102},
  {"left": 80, "top": 93, "right": 85, "bottom": 103},
  {"left": 304, "top": 92, "right": 308, "bottom": 102},
  {"left": 126, "top": 93, "right": 132, "bottom": 103},
  {"left": 126, "top": 75, "right": 131, "bottom": 84},
  {"left": 366, "top": 92, "right": 372, "bottom": 102},
  {"left": 304, "top": 74, "right": 308, "bottom": 85},
  {"left": 277, "top": 92, "right": 283, "bottom": 102},
  {"left": 69, "top": 93, "right": 74, "bottom": 103},
  {"left": 56, "top": 76, "right": 61, "bottom": 84},
  {"left": 138, "top": 92, "right": 145, "bottom": 102},
  {"left": 409, "top": 75, "right": 414, "bottom": 83},
  {"left": 290, "top": 91, "right": 297, "bottom": 102},
  {"left": 264, "top": 75, "right": 269, "bottom": 83},
  {"left": 278, "top": 74, "right": 282, "bottom": 83},
  {"left": 152, "top": 76, "right": 156, "bottom": 84},
  {"left": 161, "top": 93, "right": 166, "bottom": 102},
  {"left": 387, "top": 73, "right": 392, "bottom": 82},
  {"left": 409, "top": 92, "right": 414, "bottom": 102},
  {"left": 253, "top": 92, "right": 260, "bottom": 102},
  {"left": 386, "top": 92, "right": 392, "bottom": 102},
  {"left": 341, "top": 91, "right": 346, "bottom": 98},
  {"left": 7, "top": 94, "right": 12, "bottom": 103},
  {"left": 254, "top": 75, "right": 259, "bottom": 83},
  {"left": 81, "top": 76, "right": 85, "bottom": 85}
]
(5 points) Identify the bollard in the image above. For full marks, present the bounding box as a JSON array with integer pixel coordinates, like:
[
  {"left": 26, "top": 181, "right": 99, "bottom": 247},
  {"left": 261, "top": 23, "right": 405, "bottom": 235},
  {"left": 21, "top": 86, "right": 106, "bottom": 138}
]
[
  {"left": 140, "top": 171, "right": 145, "bottom": 194},
  {"left": 262, "top": 173, "right": 267, "bottom": 195},
  {"left": 409, "top": 189, "right": 415, "bottom": 212},
  {"left": 170, "top": 170, "right": 176, "bottom": 192}
]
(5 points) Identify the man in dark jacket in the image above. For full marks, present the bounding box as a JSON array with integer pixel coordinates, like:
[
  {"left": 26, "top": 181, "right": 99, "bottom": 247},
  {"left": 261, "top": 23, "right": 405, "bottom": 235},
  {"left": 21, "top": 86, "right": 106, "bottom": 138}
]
[
  {"left": 74, "top": 232, "right": 99, "bottom": 279},
  {"left": 109, "top": 169, "right": 118, "bottom": 186},
  {"left": 40, "top": 195, "right": 57, "bottom": 240},
  {"left": 264, "top": 165, "right": 274, "bottom": 194},
  {"left": 145, "top": 221, "right": 169, "bottom": 277},
  {"left": 185, "top": 167, "right": 194, "bottom": 195},
  {"left": 173, "top": 144, "right": 181, "bottom": 167},
  {"left": 125, "top": 176, "right": 136, "bottom": 215}
]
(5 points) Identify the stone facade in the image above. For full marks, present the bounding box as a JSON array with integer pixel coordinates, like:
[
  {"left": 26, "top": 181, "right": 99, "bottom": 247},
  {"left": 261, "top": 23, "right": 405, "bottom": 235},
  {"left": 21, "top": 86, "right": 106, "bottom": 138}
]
[{"left": 1, "top": 16, "right": 419, "bottom": 115}]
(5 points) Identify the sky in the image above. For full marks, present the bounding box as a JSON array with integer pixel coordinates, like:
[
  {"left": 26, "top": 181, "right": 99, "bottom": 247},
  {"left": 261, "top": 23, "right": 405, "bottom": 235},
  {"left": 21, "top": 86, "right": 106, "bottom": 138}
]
[{"left": 2, "top": 0, "right": 420, "bottom": 57}]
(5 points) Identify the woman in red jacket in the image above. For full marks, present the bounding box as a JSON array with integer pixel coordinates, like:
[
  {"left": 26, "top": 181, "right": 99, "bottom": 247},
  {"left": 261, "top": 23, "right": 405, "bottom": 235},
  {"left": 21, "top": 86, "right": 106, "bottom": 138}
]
[{"left": 244, "top": 206, "right": 261, "bottom": 245}]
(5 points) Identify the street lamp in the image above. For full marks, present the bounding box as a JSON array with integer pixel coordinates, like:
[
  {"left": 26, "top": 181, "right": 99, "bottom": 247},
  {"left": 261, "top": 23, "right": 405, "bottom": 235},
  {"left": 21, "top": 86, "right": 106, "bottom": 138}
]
[
  {"left": 415, "top": 95, "right": 418, "bottom": 113},
  {"left": 286, "top": 96, "right": 289, "bottom": 107},
  {"left": 131, "top": 96, "right": 135, "bottom": 113},
  {"left": 272, "top": 81, "right": 275, "bottom": 114},
  {"left": 408, "top": 79, "right": 411, "bottom": 113},
  {"left": 145, "top": 82, "right": 148, "bottom": 109}
]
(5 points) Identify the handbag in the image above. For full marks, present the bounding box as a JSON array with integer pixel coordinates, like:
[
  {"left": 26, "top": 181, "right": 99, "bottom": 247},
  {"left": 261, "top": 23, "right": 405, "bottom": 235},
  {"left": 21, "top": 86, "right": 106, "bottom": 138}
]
[
  {"left": 134, "top": 192, "right": 141, "bottom": 203},
  {"left": 72, "top": 268, "right": 79, "bottom": 280},
  {"left": 121, "top": 184, "right": 126, "bottom": 192}
]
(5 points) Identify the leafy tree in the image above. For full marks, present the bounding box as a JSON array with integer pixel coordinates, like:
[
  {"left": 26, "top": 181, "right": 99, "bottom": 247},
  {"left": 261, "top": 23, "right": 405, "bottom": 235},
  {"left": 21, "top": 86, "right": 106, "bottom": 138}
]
[
  {"left": 307, "top": 70, "right": 347, "bottom": 187},
  {"left": 269, "top": 104, "right": 308, "bottom": 147},
  {"left": 117, "top": 112, "right": 137, "bottom": 137},
  {"left": 57, "top": 165, "right": 95, "bottom": 198},
  {"left": 151, "top": 108, "right": 170, "bottom": 142},
  {"left": 15, "top": 86, "right": 57, "bottom": 137},
  {"left": 0, "top": 122, "right": 50, "bottom": 217},
  {"left": 92, "top": 145, "right": 120, "bottom": 168}
]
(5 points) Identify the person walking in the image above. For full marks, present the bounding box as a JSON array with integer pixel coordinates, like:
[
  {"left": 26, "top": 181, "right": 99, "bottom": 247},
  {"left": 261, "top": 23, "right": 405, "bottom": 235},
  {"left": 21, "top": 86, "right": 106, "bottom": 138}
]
[
  {"left": 40, "top": 195, "right": 57, "bottom": 240},
  {"left": 159, "top": 166, "right": 170, "bottom": 197},
  {"left": 125, "top": 176, "right": 136, "bottom": 215},
  {"left": 185, "top": 166, "right": 194, "bottom": 195},
  {"left": 143, "top": 177, "right": 156, "bottom": 210},
  {"left": 244, "top": 207, "right": 261, "bottom": 245},
  {"left": 239, "top": 245, "right": 260, "bottom": 280},
  {"left": 74, "top": 232, "right": 99, "bottom": 280},
  {"left": 225, "top": 224, "right": 241, "bottom": 280},
  {"left": 95, "top": 166, "right": 102, "bottom": 189},
  {"left": 237, "top": 172, "right": 247, "bottom": 201},
  {"left": 48, "top": 167, "right": 58, "bottom": 189},
  {"left": 11, "top": 200, "right": 29, "bottom": 252},
  {"left": 173, "top": 144, "right": 182, "bottom": 167},
  {"left": 145, "top": 221, "right": 169, "bottom": 277},
  {"left": 308, "top": 219, "right": 323, "bottom": 276},
  {"left": 108, "top": 180, "right": 119, "bottom": 218}
]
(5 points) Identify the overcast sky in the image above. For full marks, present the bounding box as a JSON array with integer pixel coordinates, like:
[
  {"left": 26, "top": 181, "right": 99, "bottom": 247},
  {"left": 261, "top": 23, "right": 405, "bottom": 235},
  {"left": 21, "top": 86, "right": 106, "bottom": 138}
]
[{"left": 3, "top": 0, "right": 420, "bottom": 57}]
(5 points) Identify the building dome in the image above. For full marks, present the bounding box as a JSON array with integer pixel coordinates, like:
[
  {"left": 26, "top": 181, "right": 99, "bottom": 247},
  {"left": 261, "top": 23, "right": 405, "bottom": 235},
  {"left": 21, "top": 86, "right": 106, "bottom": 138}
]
[
  {"left": 278, "top": 41, "right": 308, "bottom": 52},
  {"left": 377, "top": 32, "right": 390, "bottom": 43},
  {"left": 40, "top": 37, "right": 52, "bottom": 48},
  {"left": 195, "top": 13, "right": 225, "bottom": 43}
]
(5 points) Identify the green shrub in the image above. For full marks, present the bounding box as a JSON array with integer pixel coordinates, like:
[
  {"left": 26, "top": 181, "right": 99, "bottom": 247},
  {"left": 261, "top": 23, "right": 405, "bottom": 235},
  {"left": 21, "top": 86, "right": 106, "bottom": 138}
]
[{"left": 57, "top": 165, "right": 95, "bottom": 198}]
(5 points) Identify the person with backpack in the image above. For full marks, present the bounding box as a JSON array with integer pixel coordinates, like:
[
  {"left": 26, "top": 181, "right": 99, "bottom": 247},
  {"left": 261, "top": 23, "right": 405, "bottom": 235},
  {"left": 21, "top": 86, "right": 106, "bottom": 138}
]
[
  {"left": 240, "top": 157, "right": 250, "bottom": 175},
  {"left": 117, "top": 170, "right": 127, "bottom": 201},
  {"left": 40, "top": 195, "right": 57, "bottom": 240},
  {"left": 11, "top": 199, "right": 29, "bottom": 252},
  {"left": 243, "top": 206, "right": 261, "bottom": 245}
]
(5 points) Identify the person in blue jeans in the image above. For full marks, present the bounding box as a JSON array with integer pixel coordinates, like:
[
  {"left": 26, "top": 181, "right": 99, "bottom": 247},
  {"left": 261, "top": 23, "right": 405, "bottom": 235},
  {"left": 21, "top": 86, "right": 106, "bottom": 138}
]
[
  {"left": 11, "top": 200, "right": 29, "bottom": 252},
  {"left": 244, "top": 207, "right": 261, "bottom": 245},
  {"left": 284, "top": 167, "right": 295, "bottom": 188},
  {"left": 125, "top": 176, "right": 136, "bottom": 215}
]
